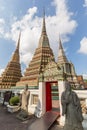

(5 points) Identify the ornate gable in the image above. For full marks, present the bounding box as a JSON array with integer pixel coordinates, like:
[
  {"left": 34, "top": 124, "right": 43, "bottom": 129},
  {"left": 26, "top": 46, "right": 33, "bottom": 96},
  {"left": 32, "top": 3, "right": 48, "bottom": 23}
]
[
  {"left": 44, "top": 61, "right": 59, "bottom": 77},
  {"left": 39, "top": 61, "right": 65, "bottom": 82}
]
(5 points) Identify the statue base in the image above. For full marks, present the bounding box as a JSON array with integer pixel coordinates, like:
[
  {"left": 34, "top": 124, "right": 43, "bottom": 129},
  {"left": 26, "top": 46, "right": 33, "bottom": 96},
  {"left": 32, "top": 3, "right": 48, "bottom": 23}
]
[{"left": 17, "top": 109, "right": 29, "bottom": 121}]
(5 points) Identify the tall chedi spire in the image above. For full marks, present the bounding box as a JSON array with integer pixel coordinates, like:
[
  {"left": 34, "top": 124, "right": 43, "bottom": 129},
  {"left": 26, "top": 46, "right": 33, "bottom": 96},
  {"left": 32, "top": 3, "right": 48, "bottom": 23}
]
[
  {"left": 0, "top": 32, "right": 22, "bottom": 89},
  {"left": 11, "top": 32, "right": 21, "bottom": 62},
  {"left": 57, "top": 36, "right": 79, "bottom": 88},
  {"left": 38, "top": 9, "right": 50, "bottom": 47},
  {"left": 16, "top": 11, "right": 55, "bottom": 87},
  {"left": 58, "top": 36, "right": 68, "bottom": 63}
]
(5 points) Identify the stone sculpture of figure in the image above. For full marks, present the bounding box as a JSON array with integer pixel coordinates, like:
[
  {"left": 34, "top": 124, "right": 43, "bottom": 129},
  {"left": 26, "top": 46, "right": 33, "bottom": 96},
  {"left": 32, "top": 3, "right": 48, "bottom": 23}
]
[
  {"left": 21, "top": 84, "right": 30, "bottom": 111},
  {"left": 17, "top": 84, "right": 30, "bottom": 120},
  {"left": 61, "top": 82, "right": 84, "bottom": 130}
]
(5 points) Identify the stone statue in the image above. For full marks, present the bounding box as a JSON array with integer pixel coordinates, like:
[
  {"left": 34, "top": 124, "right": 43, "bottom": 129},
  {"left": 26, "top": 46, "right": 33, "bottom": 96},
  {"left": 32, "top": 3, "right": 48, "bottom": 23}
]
[
  {"left": 21, "top": 84, "right": 30, "bottom": 111},
  {"left": 17, "top": 84, "right": 30, "bottom": 120},
  {"left": 61, "top": 82, "right": 84, "bottom": 130}
]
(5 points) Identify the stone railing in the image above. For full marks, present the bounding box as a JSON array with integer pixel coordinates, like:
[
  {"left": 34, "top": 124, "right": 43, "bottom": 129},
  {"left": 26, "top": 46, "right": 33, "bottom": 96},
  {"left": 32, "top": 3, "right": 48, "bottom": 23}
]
[
  {"left": 74, "top": 90, "right": 87, "bottom": 114},
  {"left": 74, "top": 90, "right": 87, "bottom": 99}
]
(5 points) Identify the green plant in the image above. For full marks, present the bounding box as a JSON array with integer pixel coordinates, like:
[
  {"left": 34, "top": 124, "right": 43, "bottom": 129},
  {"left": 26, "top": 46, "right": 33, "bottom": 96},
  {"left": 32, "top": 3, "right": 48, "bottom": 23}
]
[{"left": 9, "top": 96, "right": 19, "bottom": 106}]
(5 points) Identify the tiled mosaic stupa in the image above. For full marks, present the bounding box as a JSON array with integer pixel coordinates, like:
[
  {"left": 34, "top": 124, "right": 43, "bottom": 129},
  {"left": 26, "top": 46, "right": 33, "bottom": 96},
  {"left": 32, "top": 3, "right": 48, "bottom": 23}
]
[
  {"left": 16, "top": 13, "right": 55, "bottom": 87},
  {"left": 0, "top": 33, "right": 22, "bottom": 89},
  {"left": 57, "top": 37, "right": 79, "bottom": 88}
]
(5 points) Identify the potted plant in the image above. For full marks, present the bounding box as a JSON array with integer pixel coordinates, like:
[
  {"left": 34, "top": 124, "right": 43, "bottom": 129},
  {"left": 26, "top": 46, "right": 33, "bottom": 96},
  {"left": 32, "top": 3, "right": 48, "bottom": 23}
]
[
  {"left": 7, "top": 96, "right": 20, "bottom": 113},
  {"left": 9, "top": 96, "right": 20, "bottom": 106}
]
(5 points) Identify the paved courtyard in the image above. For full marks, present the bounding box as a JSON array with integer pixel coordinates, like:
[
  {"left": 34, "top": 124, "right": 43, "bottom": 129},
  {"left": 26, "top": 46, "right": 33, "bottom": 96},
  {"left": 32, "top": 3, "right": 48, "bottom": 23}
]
[
  {"left": 0, "top": 104, "right": 63, "bottom": 130},
  {"left": 0, "top": 104, "right": 36, "bottom": 130}
]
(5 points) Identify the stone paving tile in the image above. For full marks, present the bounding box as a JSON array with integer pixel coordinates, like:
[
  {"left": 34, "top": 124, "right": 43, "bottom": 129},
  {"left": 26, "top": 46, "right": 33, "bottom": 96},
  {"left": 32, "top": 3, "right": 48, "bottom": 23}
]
[
  {"left": 0, "top": 104, "right": 37, "bottom": 130},
  {"left": 0, "top": 104, "right": 62, "bottom": 130}
]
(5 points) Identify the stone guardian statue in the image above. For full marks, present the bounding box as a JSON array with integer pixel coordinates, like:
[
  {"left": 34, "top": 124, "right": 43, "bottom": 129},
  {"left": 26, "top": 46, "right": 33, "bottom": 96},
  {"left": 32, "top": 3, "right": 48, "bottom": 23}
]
[
  {"left": 21, "top": 84, "right": 30, "bottom": 111},
  {"left": 17, "top": 84, "right": 30, "bottom": 120},
  {"left": 61, "top": 82, "right": 84, "bottom": 130}
]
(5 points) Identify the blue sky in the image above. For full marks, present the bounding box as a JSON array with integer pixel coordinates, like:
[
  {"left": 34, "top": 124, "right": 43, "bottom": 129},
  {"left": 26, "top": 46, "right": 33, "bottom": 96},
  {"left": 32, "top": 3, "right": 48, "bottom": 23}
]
[{"left": 0, "top": 0, "right": 87, "bottom": 79}]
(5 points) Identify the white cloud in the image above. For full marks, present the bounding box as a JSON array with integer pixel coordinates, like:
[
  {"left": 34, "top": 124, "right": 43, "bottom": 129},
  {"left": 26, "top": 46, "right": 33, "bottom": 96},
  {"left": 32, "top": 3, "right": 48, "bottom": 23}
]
[
  {"left": 83, "top": 0, "right": 87, "bottom": 7},
  {"left": 0, "top": 68, "right": 4, "bottom": 76},
  {"left": 20, "top": 52, "right": 33, "bottom": 66},
  {"left": 83, "top": 74, "right": 87, "bottom": 79},
  {"left": 0, "top": 18, "right": 5, "bottom": 37},
  {"left": 78, "top": 37, "right": 87, "bottom": 54},
  {"left": 0, "top": 0, "right": 77, "bottom": 66}
]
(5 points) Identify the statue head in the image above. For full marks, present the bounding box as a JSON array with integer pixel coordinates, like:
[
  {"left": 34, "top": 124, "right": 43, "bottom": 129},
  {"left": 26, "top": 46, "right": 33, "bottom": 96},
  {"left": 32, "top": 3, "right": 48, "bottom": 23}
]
[
  {"left": 24, "top": 84, "right": 28, "bottom": 91},
  {"left": 65, "top": 81, "right": 71, "bottom": 92}
]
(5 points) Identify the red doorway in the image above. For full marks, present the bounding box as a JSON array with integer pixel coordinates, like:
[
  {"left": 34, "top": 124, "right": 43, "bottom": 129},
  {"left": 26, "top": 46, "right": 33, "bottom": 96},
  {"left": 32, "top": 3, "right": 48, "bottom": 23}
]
[{"left": 46, "top": 81, "right": 58, "bottom": 112}]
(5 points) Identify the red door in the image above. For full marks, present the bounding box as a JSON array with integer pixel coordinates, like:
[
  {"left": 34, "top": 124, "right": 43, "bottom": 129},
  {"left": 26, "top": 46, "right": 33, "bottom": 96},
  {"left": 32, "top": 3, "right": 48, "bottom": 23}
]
[{"left": 46, "top": 82, "right": 52, "bottom": 111}]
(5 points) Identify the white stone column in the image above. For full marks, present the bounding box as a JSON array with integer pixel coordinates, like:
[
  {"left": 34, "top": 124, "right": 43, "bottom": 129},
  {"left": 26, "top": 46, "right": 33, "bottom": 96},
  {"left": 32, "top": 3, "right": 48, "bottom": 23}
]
[
  {"left": 58, "top": 80, "right": 66, "bottom": 126},
  {"left": 35, "top": 82, "right": 46, "bottom": 117}
]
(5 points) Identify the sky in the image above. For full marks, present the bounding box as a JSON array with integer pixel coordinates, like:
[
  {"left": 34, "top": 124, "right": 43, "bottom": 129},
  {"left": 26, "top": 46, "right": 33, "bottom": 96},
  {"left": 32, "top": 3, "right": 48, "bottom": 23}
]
[{"left": 0, "top": 0, "right": 87, "bottom": 79}]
